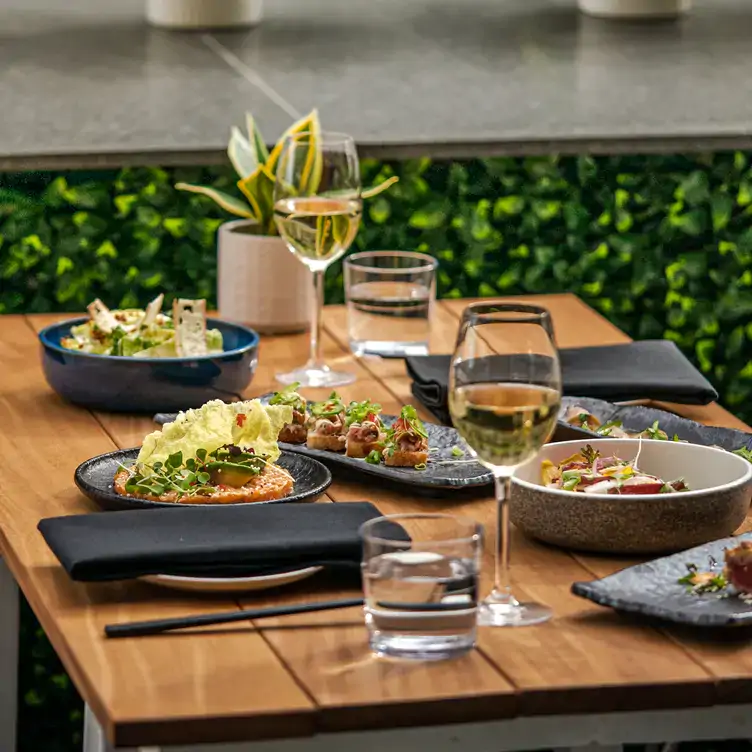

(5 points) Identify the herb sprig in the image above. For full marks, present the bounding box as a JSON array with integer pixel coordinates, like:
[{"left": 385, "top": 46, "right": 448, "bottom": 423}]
[{"left": 678, "top": 562, "right": 728, "bottom": 594}]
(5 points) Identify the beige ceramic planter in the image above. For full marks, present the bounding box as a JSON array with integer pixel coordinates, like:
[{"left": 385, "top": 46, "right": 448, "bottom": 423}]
[
  {"left": 217, "top": 220, "right": 312, "bottom": 335},
  {"left": 578, "top": 0, "right": 690, "bottom": 17},
  {"left": 146, "top": 0, "right": 263, "bottom": 29}
]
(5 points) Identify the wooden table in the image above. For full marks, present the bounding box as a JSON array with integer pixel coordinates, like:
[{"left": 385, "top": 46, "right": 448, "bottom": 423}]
[{"left": 2, "top": 295, "right": 752, "bottom": 752}]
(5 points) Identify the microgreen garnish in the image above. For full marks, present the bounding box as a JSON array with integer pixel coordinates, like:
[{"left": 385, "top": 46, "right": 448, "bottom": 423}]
[
  {"left": 345, "top": 400, "right": 382, "bottom": 427},
  {"left": 733, "top": 446, "right": 752, "bottom": 463},
  {"left": 596, "top": 420, "right": 622, "bottom": 436},
  {"left": 451, "top": 445, "right": 465, "bottom": 457},
  {"left": 643, "top": 420, "right": 667, "bottom": 441},
  {"left": 580, "top": 445, "right": 600, "bottom": 464},
  {"left": 365, "top": 449, "right": 382, "bottom": 465},
  {"left": 392, "top": 405, "right": 428, "bottom": 439},
  {"left": 678, "top": 563, "right": 728, "bottom": 594}
]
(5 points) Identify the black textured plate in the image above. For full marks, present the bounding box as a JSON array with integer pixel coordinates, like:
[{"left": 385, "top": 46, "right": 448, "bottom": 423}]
[
  {"left": 572, "top": 533, "right": 752, "bottom": 627},
  {"left": 557, "top": 396, "right": 752, "bottom": 452},
  {"left": 74, "top": 449, "right": 332, "bottom": 511},
  {"left": 155, "top": 399, "right": 493, "bottom": 491}
]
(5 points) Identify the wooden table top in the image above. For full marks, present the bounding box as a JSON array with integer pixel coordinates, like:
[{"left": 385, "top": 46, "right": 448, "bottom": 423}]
[{"left": 3, "top": 294, "right": 752, "bottom": 749}]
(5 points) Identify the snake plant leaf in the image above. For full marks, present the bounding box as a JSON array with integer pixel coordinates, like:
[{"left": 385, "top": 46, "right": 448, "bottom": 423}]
[
  {"left": 246, "top": 113, "right": 270, "bottom": 164},
  {"left": 361, "top": 176, "right": 399, "bottom": 200},
  {"left": 237, "top": 165, "right": 277, "bottom": 234},
  {"left": 227, "top": 126, "right": 258, "bottom": 180},
  {"left": 174, "top": 183, "right": 253, "bottom": 218},
  {"left": 266, "top": 109, "right": 322, "bottom": 176}
]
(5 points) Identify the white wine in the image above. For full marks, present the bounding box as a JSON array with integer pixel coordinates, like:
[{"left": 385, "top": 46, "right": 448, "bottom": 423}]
[
  {"left": 274, "top": 197, "right": 362, "bottom": 266},
  {"left": 449, "top": 383, "right": 560, "bottom": 468}
]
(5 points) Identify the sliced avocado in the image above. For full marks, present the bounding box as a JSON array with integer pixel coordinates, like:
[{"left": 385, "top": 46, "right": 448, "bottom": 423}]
[{"left": 205, "top": 461, "right": 262, "bottom": 488}]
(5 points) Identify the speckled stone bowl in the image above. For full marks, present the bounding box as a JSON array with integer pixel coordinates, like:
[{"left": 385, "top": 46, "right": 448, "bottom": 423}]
[{"left": 512, "top": 439, "right": 752, "bottom": 555}]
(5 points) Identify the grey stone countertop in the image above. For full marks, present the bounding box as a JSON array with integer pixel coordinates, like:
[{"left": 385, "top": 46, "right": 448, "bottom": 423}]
[{"left": 2, "top": 0, "right": 752, "bottom": 169}]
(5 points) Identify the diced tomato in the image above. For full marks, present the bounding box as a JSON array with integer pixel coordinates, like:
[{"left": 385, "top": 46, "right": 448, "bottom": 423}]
[
  {"left": 365, "top": 412, "right": 378, "bottom": 424},
  {"left": 235, "top": 413, "right": 247, "bottom": 427}
]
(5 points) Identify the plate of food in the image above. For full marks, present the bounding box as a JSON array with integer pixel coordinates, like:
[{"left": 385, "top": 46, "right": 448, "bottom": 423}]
[
  {"left": 512, "top": 438, "right": 752, "bottom": 554},
  {"left": 156, "top": 385, "right": 494, "bottom": 491},
  {"left": 572, "top": 533, "right": 752, "bottom": 627},
  {"left": 39, "top": 295, "right": 260, "bottom": 412},
  {"left": 557, "top": 396, "right": 752, "bottom": 455},
  {"left": 139, "top": 566, "right": 323, "bottom": 594},
  {"left": 75, "top": 398, "right": 332, "bottom": 510}
]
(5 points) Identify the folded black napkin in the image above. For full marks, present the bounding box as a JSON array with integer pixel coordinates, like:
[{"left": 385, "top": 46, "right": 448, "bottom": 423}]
[
  {"left": 39, "top": 502, "right": 387, "bottom": 582},
  {"left": 407, "top": 340, "right": 718, "bottom": 425}
]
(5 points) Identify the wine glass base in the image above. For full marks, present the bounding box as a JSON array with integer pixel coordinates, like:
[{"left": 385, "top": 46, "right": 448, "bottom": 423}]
[
  {"left": 276, "top": 363, "right": 356, "bottom": 388},
  {"left": 477, "top": 600, "right": 552, "bottom": 627}
]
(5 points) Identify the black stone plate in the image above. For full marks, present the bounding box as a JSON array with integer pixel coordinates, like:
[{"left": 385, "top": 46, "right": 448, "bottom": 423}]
[
  {"left": 155, "top": 398, "right": 493, "bottom": 492},
  {"left": 557, "top": 396, "right": 752, "bottom": 453},
  {"left": 572, "top": 533, "right": 752, "bottom": 627},
  {"left": 74, "top": 449, "right": 332, "bottom": 511}
]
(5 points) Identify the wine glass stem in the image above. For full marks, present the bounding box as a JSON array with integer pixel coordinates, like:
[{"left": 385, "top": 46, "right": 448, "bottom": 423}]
[
  {"left": 309, "top": 268, "right": 325, "bottom": 367},
  {"left": 493, "top": 473, "right": 513, "bottom": 600}
]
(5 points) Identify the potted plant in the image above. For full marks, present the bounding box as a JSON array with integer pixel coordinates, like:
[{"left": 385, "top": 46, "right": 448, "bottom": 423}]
[
  {"left": 177, "top": 110, "right": 396, "bottom": 334},
  {"left": 578, "top": 0, "right": 690, "bottom": 18},
  {"left": 146, "top": 0, "right": 263, "bottom": 29}
]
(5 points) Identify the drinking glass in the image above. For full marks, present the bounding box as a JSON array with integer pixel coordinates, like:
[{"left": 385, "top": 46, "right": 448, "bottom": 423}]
[
  {"left": 344, "top": 251, "right": 437, "bottom": 358},
  {"left": 273, "top": 131, "right": 362, "bottom": 387},
  {"left": 361, "top": 513, "right": 482, "bottom": 660},
  {"left": 448, "top": 303, "right": 561, "bottom": 627}
]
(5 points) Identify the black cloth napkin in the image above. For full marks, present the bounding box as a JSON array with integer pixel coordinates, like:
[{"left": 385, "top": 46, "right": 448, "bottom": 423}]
[
  {"left": 407, "top": 340, "right": 719, "bottom": 425},
  {"left": 39, "top": 502, "right": 388, "bottom": 582}
]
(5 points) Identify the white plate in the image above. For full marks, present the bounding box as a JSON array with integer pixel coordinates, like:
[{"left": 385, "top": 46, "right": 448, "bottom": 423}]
[{"left": 139, "top": 566, "right": 323, "bottom": 594}]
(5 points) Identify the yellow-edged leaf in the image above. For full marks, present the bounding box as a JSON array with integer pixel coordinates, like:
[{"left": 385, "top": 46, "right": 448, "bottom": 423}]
[
  {"left": 245, "top": 113, "right": 270, "bottom": 164},
  {"left": 361, "top": 176, "right": 399, "bottom": 200},
  {"left": 266, "top": 109, "right": 320, "bottom": 175},
  {"left": 175, "top": 183, "right": 253, "bottom": 218},
  {"left": 237, "top": 164, "right": 277, "bottom": 232},
  {"left": 299, "top": 111, "right": 323, "bottom": 193},
  {"left": 227, "top": 126, "right": 258, "bottom": 179}
]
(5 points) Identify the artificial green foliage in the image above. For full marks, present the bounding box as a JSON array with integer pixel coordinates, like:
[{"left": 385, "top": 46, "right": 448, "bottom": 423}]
[{"left": 4, "top": 152, "right": 752, "bottom": 751}]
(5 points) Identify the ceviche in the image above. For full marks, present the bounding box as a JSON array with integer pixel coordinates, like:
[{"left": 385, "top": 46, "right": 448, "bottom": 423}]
[{"left": 541, "top": 444, "right": 689, "bottom": 495}]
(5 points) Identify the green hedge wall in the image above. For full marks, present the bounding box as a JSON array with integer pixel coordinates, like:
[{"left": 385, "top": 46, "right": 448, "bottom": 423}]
[
  {"left": 4, "top": 154, "right": 752, "bottom": 421},
  {"left": 4, "top": 153, "right": 752, "bottom": 751}
]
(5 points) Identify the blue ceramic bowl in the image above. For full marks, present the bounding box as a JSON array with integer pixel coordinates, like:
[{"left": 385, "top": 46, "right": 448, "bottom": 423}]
[{"left": 39, "top": 317, "right": 259, "bottom": 413}]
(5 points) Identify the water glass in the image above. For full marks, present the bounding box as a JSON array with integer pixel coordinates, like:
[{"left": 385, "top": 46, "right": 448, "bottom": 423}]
[
  {"left": 360, "top": 513, "right": 482, "bottom": 661},
  {"left": 344, "top": 251, "right": 438, "bottom": 358}
]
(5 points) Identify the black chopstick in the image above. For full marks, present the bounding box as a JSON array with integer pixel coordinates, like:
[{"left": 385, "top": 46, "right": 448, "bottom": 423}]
[
  {"left": 104, "top": 598, "right": 364, "bottom": 639},
  {"left": 376, "top": 601, "right": 475, "bottom": 611}
]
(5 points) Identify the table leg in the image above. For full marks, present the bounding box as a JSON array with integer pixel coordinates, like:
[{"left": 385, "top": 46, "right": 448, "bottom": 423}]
[{"left": 0, "top": 556, "right": 18, "bottom": 752}]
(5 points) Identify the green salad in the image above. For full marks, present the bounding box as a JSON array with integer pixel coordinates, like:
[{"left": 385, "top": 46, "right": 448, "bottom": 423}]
[{"left": 60, "top": 295, "right": 223, "bottom": 357}]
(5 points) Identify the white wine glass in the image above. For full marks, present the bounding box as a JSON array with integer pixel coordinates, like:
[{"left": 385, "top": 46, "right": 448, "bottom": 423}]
[
  {"left": 273, "top": 131, "right": 362, "bottom": 387},
  {"left": 448, "top": 303, "right": 561, "bottom": 627}
]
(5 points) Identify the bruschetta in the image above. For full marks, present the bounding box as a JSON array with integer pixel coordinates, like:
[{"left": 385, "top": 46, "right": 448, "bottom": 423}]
[
  {"left": 306, "top": 392, "right": 347, "bottom": 451},
  {"left": 345, "top": 400, "right": 385, "bottom": 458}
]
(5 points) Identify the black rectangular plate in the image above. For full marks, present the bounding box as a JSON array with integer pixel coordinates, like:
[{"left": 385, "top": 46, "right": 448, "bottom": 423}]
[
  {"left": 572, "top": 533, "right": 752, "bottom": 627},
  {"left": 557, "top": 396, "right": 752, "bottom": 453}
]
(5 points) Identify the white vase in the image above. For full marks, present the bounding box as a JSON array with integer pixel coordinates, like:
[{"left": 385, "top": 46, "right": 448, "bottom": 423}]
[
  {"left": 146, "top": 0, "right": 263, "bottom": 29},
  {"left": 578, "top": 0, "right": 690, "bottom": 17},
  {"left": 217, "top": 220, "right": 313, "bottom": 335}
]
